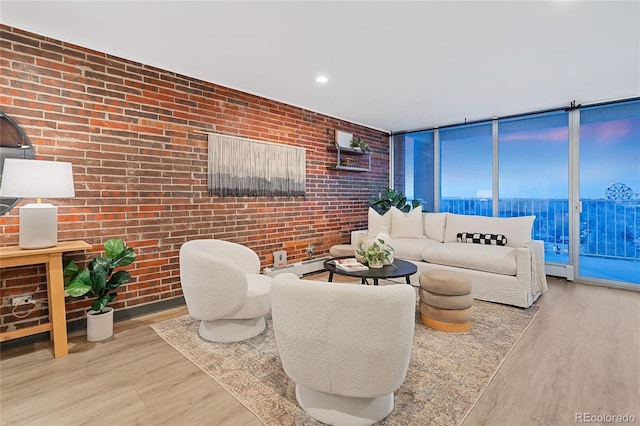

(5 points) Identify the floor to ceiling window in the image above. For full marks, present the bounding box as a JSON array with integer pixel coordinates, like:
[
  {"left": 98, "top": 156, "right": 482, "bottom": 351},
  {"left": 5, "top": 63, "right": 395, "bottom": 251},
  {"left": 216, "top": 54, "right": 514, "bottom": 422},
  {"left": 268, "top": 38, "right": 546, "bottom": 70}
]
[
  {"left": 578, "top": 100, "right": 640, "bottom": 284},
  {"left": 392, "top": 131, "right": 434, "bottom": 213},
  {"left": 498, "top": 112, "right": 569, "bottom": 266},
  {"left": 392, "top": 97, "right": 639, "bottom": 288},
  {"left": 440, "top": 123, "right": 493, "bottom": 217}
]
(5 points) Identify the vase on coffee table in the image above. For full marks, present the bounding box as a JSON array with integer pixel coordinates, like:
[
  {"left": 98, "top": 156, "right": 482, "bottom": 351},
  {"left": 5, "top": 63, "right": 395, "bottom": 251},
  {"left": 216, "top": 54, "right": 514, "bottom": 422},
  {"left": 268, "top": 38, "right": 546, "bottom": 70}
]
[{"left": 369, "top": 259, "right": 383, "bottom": 268}]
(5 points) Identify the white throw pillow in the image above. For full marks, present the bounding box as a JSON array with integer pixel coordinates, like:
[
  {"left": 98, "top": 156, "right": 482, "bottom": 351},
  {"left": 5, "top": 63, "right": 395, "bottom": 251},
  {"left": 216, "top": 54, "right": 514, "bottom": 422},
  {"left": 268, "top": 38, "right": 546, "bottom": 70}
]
[
  {"left": 390, "top": 205, "right": 423, "bottom": 238},
  {"left": 367, "top": 207, "right": 391, "bottom": 237},
  {"left": 423, "top": 212, "right": 447, "bottom": 242}
]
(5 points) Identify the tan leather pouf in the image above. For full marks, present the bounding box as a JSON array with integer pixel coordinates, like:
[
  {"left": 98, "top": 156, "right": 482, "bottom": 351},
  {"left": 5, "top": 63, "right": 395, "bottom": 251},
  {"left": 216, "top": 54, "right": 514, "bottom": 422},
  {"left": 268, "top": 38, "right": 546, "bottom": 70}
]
[
  {"left": 419, "top": 270, "right": 473, "bottom": 332},
  {"left": 329, "top": 244, "right": 356, "bottom": 258}
]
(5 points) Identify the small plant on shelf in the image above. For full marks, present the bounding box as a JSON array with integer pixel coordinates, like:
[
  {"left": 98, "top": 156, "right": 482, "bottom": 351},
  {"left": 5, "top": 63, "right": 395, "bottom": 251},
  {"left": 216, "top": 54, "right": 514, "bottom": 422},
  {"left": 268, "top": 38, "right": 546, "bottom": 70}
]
[{"left": 349, "top": 137, "right": 370, "bottom": 152}]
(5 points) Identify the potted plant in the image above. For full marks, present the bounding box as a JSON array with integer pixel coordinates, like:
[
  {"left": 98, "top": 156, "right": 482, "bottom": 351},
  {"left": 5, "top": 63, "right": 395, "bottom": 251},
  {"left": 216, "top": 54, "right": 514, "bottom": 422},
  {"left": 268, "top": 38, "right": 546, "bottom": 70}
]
[
  {"left": 349, "top": 137, "right": 370, "bottom": 152},
  {"left": 370, "top": 188, "right": 421, "bottom": 214},
  {"left": 63, "top": 238, "right": 136, "bottom": 341},
  {"left": 361, "top": 238, "right": 394, "bottom": 268}
]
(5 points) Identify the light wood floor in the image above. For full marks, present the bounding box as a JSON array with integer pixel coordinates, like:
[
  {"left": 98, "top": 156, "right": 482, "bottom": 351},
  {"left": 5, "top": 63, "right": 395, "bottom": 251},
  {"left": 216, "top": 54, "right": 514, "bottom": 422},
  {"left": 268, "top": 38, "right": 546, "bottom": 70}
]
[{"left": 1, "top": 275, "right": 638, "bottom": 426}]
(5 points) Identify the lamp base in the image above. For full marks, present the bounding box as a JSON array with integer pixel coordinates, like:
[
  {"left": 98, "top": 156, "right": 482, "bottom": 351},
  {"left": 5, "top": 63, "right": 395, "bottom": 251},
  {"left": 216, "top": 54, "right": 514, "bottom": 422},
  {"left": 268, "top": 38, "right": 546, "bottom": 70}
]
[{"left": 19, "top": 203, "right": 58, "bottom": 249}]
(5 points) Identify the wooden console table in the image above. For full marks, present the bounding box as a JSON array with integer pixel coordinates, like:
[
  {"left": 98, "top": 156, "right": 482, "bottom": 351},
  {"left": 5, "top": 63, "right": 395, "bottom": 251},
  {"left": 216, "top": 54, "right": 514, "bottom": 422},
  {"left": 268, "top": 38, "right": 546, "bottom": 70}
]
[{"left": 0, "top": 240, "right": 92, "bottom": 358}]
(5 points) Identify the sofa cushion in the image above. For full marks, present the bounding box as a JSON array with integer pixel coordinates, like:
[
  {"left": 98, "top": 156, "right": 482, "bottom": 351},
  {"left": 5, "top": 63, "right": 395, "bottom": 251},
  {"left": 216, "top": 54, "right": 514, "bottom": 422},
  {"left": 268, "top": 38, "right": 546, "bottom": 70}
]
[
  {"left": 457, "top": 232, "right": 508, "bottom": 246},
  {"left": 423, "top": 212, "right": 447, "bottom": 242},
  {"left": 367, "top": 207, "right": 390, "bottom": 237},
  {"left": 443, "top": 213, "right": 534, "bottom": 248},
  {"left": 422, "top": 242, "right": 517, "bottom": 275},
  {"left": 390, "top": 206, "right": 423, "bottom": 238},
  {"left": 364, "top": 236, "right": 439, "bottom": 261}
]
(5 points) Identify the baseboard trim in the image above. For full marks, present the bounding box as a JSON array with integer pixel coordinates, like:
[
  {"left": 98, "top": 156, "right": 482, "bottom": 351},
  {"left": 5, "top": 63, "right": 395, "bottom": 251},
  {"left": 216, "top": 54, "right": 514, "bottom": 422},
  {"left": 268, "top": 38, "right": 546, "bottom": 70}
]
[{"left": 0, "top": 296, "right": 186, "bottom": 352}]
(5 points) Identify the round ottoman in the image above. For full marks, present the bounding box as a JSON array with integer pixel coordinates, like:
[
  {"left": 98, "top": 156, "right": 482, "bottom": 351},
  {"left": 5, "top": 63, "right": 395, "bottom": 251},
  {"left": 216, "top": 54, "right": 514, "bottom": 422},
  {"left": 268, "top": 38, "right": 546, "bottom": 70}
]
[
  {"left": 419, "top": 270, "right": 473, "bottom": 332},
  {"left": 329, "top": 244, "right": 355, "bottom": 258}
]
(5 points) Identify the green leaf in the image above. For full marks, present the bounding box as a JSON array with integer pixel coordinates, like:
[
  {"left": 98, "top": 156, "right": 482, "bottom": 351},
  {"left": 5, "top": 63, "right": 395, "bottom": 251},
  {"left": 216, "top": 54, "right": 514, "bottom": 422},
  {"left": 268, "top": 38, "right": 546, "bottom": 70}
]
[
  {"left": 92, "top": 294, "right": 109, "bottom": 312},
  {"left": 92, "top": 256, "right": 111, "bottom": 273},
  {"left": 90, "top": 263, "right": 108, "bottom": 296},
  {"left": 112, "top": 247, "right": 136, "bottom": 269},
  {"left": 106, "top": 270, "right": 131, "bottom": 291},
  {"left": 63, "top": 259, "right": 78, "bottom": 277},
  {"left": 65, "top": 268, "right": 92, "bottom": 295},
  {"left": 63, "top": 259, "right": 79, "bottom": 286},
  {"left": 104, "top": 239, "right": 125, "bottom": 260},
  {"left": 65, "top": 281, "right": 92, "bottom": 297},
  {"left": 92, "top": 293, "right": 117, "bottom": 312}
]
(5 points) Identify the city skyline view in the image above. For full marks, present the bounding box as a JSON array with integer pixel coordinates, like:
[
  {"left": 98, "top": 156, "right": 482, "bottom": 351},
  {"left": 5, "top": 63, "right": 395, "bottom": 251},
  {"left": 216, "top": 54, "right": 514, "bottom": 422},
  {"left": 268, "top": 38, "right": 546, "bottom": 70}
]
[{"left": 440, "top": 116, "right": 639, "bottom": 200}]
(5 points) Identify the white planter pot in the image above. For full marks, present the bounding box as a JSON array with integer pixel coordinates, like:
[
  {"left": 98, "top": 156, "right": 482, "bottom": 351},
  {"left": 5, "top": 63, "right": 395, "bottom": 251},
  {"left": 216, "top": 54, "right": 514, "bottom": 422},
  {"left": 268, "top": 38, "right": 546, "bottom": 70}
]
[
  {"left": 369, "top": 259, "right": 383, "bottom": 269},
  {"left": 86, "top": 307, "right": 114, "bottom": 342}
]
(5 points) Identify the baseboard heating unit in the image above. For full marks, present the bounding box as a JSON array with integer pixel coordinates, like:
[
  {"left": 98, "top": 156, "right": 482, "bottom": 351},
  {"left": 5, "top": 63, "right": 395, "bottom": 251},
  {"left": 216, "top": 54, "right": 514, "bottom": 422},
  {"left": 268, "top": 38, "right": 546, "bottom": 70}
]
[
  {"left": 545, "top": 263, "right": 575, "bottom": 281},
  {"left": 263, "top": 257, "right": 330, "bottom": 277}
]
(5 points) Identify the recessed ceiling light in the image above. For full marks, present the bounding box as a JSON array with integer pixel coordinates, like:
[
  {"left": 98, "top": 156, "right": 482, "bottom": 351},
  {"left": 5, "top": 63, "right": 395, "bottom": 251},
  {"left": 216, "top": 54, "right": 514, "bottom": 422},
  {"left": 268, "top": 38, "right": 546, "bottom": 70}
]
[{"left": 315, "top": 76, "right": 328, "bottom": 83}]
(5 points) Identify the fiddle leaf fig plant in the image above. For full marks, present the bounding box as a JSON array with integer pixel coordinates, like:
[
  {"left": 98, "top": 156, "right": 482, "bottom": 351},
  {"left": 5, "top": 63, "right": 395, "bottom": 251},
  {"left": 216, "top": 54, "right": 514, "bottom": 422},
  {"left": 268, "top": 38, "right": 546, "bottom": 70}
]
[
  {"left": 63, "top": 239, "right": 136, "bottom": 313},
  {"left": 370, "top": 188, "right": 421, "bottom": 214}
]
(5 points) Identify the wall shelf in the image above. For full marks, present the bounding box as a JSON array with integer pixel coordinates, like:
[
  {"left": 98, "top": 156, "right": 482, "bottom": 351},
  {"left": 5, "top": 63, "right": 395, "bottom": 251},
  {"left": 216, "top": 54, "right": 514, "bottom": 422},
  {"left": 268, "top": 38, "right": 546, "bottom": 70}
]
[{"left": 327, "top": 146, "right": 371, "bottom": 172}]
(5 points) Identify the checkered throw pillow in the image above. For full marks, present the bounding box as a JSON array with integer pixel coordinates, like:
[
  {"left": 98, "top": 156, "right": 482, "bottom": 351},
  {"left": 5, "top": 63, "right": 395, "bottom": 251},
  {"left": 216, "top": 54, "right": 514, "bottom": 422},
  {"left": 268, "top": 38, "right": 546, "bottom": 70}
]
[{"left": 457, "top": 232, "right": 508, "bottom": 246}]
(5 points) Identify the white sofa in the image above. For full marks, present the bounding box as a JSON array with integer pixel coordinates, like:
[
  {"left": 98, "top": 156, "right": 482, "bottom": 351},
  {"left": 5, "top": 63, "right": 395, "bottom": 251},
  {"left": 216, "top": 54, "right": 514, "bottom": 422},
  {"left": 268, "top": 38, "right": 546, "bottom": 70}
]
[{"left": 351, "top": 207, "right": 548, "bottom": 308}]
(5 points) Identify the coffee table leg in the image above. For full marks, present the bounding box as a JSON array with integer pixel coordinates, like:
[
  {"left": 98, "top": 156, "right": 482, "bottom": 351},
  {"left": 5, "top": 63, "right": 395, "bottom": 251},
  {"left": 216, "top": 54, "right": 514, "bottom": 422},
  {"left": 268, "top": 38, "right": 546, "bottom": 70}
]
[
  {"left": 405, "top": 275, "right": 411, "bottom": 284},
  {"left": 328, "top": 271, "right": 334, "bottom": 282},
  {"left": 361, "top": 278, "right": 367, "bottom": 285},
  {"left": 373, "top": 278, "right": 378, "bottom": 286}
]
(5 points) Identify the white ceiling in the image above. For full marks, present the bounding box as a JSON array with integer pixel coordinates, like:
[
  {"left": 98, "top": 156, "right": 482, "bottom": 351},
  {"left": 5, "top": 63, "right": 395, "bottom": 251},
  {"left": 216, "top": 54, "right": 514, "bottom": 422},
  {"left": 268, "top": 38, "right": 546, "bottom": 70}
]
[{"left": 2, "top": 1, "right": 639, "bottom": 133}]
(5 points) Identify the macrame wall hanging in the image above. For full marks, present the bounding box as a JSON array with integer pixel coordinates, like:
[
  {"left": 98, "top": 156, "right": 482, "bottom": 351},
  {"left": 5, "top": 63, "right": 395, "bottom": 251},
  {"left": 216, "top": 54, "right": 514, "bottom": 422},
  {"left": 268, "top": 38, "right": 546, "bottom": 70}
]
[{"left": 208, "top": 133, "right": 306, "bottom": 197}]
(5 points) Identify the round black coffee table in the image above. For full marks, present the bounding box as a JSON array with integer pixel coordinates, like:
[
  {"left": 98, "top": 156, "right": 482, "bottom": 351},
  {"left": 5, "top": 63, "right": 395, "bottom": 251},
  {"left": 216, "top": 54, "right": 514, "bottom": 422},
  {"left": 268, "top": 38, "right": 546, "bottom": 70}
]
[{"left": 324, "top": 258, "right": 417, "bottom": 286}]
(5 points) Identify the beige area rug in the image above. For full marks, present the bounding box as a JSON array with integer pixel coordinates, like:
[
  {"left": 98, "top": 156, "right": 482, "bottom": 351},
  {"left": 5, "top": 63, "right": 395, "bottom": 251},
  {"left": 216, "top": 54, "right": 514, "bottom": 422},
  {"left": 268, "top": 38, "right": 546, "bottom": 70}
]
[{"left": 151, "top": 300, "right": 540, "bottom": 426}]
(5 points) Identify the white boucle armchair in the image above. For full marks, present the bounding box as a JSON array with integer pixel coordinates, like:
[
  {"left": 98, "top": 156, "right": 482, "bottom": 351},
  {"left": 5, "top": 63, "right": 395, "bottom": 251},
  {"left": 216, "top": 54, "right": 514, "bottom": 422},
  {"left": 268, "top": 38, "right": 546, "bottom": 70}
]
[
  {"left": 179, "top": 239, "right": 271, "bottom": 342},
  {"left": 271, "top": 274, "right": 416, "bottom": 426}
]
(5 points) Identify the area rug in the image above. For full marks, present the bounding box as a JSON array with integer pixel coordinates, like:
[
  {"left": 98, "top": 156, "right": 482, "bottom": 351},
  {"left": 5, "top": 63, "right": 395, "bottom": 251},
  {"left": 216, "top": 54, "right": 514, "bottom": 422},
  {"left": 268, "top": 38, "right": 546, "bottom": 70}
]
[{"left": 151, "top": 300, "right": 540, "bottom": 426}]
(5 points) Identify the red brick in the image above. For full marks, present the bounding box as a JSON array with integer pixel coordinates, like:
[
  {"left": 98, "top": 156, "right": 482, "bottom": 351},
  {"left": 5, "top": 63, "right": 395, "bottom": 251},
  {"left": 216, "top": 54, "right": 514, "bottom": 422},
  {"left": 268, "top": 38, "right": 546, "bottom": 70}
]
[{"left": 0, "top": 24, "right": 389, "bottom": 333}]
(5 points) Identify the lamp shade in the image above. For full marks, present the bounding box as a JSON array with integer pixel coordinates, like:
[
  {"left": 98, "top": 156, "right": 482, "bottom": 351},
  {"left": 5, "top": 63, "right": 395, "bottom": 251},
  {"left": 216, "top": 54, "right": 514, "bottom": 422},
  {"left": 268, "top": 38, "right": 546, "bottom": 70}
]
[{"left": 0, "top": 159, "right": 75, "bottom": 198}]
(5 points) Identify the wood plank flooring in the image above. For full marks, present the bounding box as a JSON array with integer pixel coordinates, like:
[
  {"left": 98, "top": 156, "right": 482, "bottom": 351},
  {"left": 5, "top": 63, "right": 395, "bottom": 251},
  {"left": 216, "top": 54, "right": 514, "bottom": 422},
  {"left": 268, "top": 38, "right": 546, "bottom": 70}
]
[
  {"left": 463, "top": 277, "right": 640, "bottom": 426},
  {"left": 1, "top": 276, "right": 638, "bottom": 425}
]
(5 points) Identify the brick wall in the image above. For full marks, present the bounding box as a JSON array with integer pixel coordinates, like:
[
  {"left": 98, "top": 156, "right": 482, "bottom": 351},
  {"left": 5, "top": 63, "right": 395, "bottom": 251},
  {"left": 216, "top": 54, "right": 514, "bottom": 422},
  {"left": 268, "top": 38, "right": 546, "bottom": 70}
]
[{"left": 0, "top": 25, "right": 389, "bottom": 332}]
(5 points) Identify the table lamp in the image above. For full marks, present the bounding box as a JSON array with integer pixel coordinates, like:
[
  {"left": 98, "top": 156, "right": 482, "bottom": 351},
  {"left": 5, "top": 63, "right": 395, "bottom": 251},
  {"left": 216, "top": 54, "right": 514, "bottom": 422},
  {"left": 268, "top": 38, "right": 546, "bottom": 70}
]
[{"left": 0, "top": 159, "right": 75, "bottom": 249}]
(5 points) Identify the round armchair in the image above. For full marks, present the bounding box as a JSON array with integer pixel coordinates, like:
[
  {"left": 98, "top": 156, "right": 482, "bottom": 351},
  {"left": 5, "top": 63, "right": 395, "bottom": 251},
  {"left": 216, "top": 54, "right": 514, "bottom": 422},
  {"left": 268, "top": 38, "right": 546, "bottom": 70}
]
[
  {"left": 179, "top": 239, "right": 271, "bottom": 342},
  {"left": 271, "top": 274, "right": 416, "bottom": 425}
]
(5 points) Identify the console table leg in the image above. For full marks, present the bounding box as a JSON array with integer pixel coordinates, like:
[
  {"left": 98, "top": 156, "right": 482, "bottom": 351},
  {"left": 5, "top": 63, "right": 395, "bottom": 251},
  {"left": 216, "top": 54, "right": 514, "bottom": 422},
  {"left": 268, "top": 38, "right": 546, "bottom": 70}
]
[{"left": 47, "top": 253, "right": 68, "bottom": 358}]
